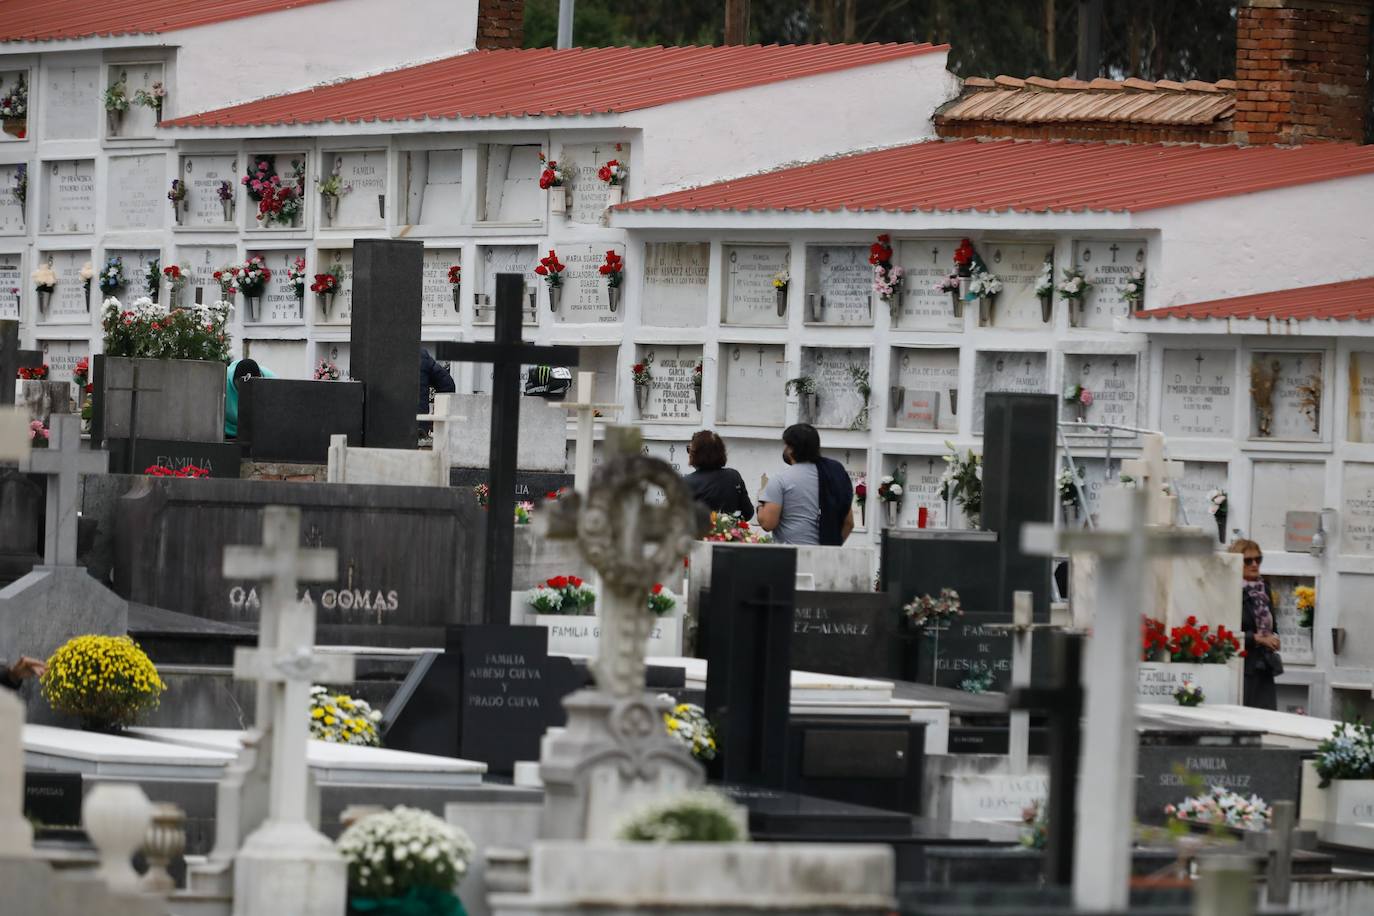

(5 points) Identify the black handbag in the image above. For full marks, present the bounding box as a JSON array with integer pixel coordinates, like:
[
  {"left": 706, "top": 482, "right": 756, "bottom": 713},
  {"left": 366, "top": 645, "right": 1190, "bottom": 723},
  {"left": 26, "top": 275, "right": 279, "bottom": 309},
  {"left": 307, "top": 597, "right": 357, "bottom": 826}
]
[{"left": 1264, "top": 650, "right": 1285, "bottom": 677}]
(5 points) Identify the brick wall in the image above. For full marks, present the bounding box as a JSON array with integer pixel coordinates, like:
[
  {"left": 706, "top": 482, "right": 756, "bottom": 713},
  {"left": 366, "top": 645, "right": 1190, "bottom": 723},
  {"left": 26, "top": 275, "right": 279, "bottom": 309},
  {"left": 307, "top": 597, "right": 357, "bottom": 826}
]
[
  {"left": 1234, "top": 0, "right": 1373, "bottom": 144},
  {"left": 477, "top": 0, "right": 524, "bottom": 50}
]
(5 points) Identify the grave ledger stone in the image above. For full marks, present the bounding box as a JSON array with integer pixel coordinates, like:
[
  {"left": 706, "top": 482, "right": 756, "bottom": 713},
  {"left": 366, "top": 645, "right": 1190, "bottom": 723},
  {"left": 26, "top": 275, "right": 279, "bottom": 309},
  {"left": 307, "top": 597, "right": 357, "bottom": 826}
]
[
  {"left": 113, "top": 474, "right": 485, "bottom": 645},
  {"left": 350, "top": 239, "right": 424, "bottom": 449},
  {"left": 435, "top": 275, "right": 578, "bottom": 627}
]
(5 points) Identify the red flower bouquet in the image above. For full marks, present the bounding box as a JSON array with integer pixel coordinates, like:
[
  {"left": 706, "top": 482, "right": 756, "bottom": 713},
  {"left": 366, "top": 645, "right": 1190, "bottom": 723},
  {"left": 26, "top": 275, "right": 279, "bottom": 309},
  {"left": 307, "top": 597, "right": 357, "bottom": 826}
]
[
  {"left": 597, "top": 159, "right": 627, "bottom": 186},
  {"left": 953, "top": 238, "right": 976, "bottom": 276},
  {"left": 447, "top": 265, "right": 461, "bottom": 286},
  {"left": 598, "top": 250, "right": 624, "bottom": 288},
  {"left": 17, "top": 363, "right": 48, "bottom": 380},
  {"left": 1168, "top": 615, "right": 1244, "bottom": 664},
  {"left": 534, "top": 250, "right": 566, "bottom": 288}
]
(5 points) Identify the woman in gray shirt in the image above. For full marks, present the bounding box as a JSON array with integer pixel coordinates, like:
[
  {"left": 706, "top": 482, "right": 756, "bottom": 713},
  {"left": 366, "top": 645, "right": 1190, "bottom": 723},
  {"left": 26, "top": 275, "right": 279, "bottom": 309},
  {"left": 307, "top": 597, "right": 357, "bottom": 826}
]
[{"left": 757, "top": 424, "right": 854, "bottom": 546}]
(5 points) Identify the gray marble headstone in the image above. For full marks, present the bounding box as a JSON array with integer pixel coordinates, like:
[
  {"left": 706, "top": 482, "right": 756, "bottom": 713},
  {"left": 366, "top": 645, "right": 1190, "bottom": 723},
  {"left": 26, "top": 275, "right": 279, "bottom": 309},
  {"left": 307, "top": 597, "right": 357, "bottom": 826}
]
[{"left": 446, "top": 394, "right": 567, "bottom": 473}]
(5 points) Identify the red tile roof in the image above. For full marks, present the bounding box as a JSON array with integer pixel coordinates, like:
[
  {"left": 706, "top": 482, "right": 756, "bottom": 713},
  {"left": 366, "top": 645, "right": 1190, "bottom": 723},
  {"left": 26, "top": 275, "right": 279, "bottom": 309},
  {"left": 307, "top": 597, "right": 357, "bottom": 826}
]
[
  {"left": 0, "top": 0, "right": 331, "bottom": 42},
  {"left": 164, "top": 43, "right": 946, "bottom": 128},
  {"left": 1137, "top": 276, "right": 1374, "bottom": 322},
  {"left": 937, "top": 76, "right": 1235, "bottom": 127},
  {"left": 617, "top": 138, "right": 1374, "bottom": 215}
]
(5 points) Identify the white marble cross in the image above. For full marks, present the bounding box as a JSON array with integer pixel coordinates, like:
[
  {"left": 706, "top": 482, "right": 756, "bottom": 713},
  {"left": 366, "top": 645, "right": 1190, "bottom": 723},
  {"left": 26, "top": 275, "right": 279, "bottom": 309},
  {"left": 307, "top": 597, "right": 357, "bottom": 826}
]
[
  {"left": 225, "top": 505, "right": 348, "bottom": 916},
  {"left": 0, "top": 404, "right": 30, "bottom": 462},
  {"left": 416, "top": 392, "right": 467, "bottom": 466},
  {"left": 1120, "top": 432, "right": 1184, "bottom": 526},
  {"left": 24, "top": 413, "right": 108, "bottom": 566},
  {"left": 559, "top": 371, "right": 622, "bottom": 496},
  {"left": 1022, "top": 488, "right": 1211, "bottom": 912}
]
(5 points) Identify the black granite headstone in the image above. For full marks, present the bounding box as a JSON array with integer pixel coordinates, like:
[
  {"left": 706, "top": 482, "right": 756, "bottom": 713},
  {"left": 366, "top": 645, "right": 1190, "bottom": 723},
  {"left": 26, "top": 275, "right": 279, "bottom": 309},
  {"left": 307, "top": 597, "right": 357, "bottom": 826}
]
[
  {"left": 0, "top": 469, "right": 43, "bottom": 585},
  {"left": 913, "top": 610, "right": 1051, "bottom": 692},
  {"left": 238, "top": 378, "right": 364, "bottom": 462},
  {"left": 383, "top": 625, "right": 585, "bottom": 774},
  {"left": 350, "top": 239, "right": 423, "bottom": 450},
  {"left": 448, "top": 467, "right": 575, "bottom": 501},
  {"left": 1135, "top": 744, "right": 1307, "bottom": 825},
  {"left": 785, "top": 716, "right": 926, "bottom": 815},
  {"left": 703, "top": 544, "right": 795, "bottom": 788},
  {"left": 105, "top": 438, "right": 243, "bottom": 477},
  {"left": 982, "top": 392, "right": 1056, "bottom": 622},
  {"left": 0, "top": 319, "right": 42, "bottom": 407},
  {"left": 790, "top": 591, "right": 902, "bottom": 680},
  {"left": 24, "top": 771, "right": 82, "bottom": 827},
  {"left": 112, "top": 474, "right": 485, "bottom": 645}
]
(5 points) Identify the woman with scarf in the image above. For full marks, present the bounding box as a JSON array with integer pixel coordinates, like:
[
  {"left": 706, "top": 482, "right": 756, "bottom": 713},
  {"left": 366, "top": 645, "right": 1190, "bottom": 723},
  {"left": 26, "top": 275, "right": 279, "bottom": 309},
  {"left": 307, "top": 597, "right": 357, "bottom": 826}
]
[
  {"left": 224, "top": 357, "right": 276, "bottom": 439},
  {"left": 1230, "top": 538, "right": 1282, "bottom": 710}
]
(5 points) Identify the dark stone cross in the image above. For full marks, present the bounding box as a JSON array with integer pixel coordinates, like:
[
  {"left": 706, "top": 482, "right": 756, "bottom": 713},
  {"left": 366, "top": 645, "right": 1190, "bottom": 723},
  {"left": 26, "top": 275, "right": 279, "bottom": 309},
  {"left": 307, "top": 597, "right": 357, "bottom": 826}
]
[
  {"left": 1195, "top": 352, "right": 1206, "bottom": 374},
  {"left": 0, "top": 319, "right": 42, "bottom": 408},
  {"left": 1108, "top": 243, "right": 1121, "bottom": 263},
  {"left": 434, "top": 274, "right": 579, "bottom": 626},
  {"left": 104, "top": 361, "right": 161, "bottom": 474},
  {"left": 1007, "top": 630, "right": 1084, "bottom": 887}
]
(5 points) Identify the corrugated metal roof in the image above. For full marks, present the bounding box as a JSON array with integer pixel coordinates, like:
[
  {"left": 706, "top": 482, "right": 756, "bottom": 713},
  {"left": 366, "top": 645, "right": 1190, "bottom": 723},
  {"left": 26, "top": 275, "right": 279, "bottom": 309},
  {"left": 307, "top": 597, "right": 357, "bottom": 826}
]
[
  {"left": 164, "top": 43, "right": 946, "bottom": 128},
  {"left": 0, "top": 0, "right": 331, "bottom": 42},
  {"left": 617, "top": 138, "right": 1374, "bottom": 215},
  {"left": 939, "top": 75, "right": 1235, "bottom": 127},
  {"left": 1137, "top": 276, "right": 1374, "bottom": 322}
]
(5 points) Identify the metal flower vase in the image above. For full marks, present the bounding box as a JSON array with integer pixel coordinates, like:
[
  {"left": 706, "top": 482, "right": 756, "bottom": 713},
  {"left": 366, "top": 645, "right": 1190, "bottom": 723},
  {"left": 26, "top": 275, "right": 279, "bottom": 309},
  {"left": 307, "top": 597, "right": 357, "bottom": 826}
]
[
  {"left": 1062, "top": 501, "right": 1080, "bottom": 526},
  {"left": 801, "top": 392, "right": 819, "bottom": 422},
  {"left": 549, "top": 284, "right": 562, "bottom": 313},
  {"left": 775, "top": 287, "right": 787, "bottom": 317},
  {"left": 888, "top": 296, "right": 900, "bottom": 324},
  {"left": 36, "top": 288, "right": 51, "bottom": 316},
  {"left": 106, "top": 108, "right": 123, "bottom": 136},
  {"left": 608, "top": 285, "right": 621, "bottom": 313},
  {"left": 221, "top": 197, "right": 234, "bottom": 224},
  {"left": 1040, "top": 294, "right": 1053, "bottom": 323},
  {"left": 1215, "top": 510, "right": 1228, "bottom": 545},
  {"left": 320, "top": 292, "right": 336, "bottom": 320},
  {"left": 451, "top": 286, "right": 462, "bottom": 313},
  {"left": 1073, "top": 401, "right": 1087, "bottom": 423},
  {"left": 323, "top": 194, "right": 339, "bottom": 224},
  {"left": 978, "top": 294, "right": 995, "bottom": 326},
  {"left": 693, "top": 385, "right": 702, "bottom": 412},
  {"left": 245, "top": 295, "right": 261, "bottom": 323},
  {"left": 885, "top": 500, "right": 899, "bottom": 528},
  {"left": 957, "top": 274, "right": 971, "bottom": 299},
  {"left": 950, "top": 290, "right": 963, "bottom": 318},
  {"left": 634, "top": 383, "right": 650, "bottom": 412}
]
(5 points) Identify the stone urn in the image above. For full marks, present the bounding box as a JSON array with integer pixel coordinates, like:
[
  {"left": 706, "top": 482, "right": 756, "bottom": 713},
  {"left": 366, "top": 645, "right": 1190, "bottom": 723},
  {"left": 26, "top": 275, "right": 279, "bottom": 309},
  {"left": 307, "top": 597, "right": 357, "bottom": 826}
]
[
  {"left": 775, "top": 287, "right": 788, "bottom": 317},
  {"left": 634, "top": 383, "right": 650, "bottom": 412},
  {"left": 549, "top": 284, "right": 562, "bottom": 313},
  {"left": 607, "top": 285, "right": 621, "bottom": 313}
]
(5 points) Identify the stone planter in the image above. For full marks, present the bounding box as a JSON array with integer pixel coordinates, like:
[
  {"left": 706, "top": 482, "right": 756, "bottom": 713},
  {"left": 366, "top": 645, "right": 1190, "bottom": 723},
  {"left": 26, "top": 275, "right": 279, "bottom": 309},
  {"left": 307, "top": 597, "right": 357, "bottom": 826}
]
[
  {"left": 885, "top": 501, "right": 899, "bottom": 528},
  {"left": 548, "top": 284, "right": 562, "bottom": 313},
  {"left": 550, "top": 186, "right": 569, "bottom": 214},
  {"left": 91, "top": 354, "right": 227, "bottom": 448},
  {"left": 532, "top": 610, "right": 684, "bottom": 658},
  {"left": 634, "top": 383, "right": 650, "bottom": 412},
  {"left": 1322, "top": 780, "right": 1374, "bottom": 827},
  {"left": 1136, "top": 659, "right": 1242, "bottom": 706},
  {"left": 323, "top": 194, "right": 340, "bottom": 224},
  {"left": 775, "top": 287, "right": 787, "bottom": 317},
  {"left": 1040, "top": 294, "right": 1053, "bottom": 323},
  {"left": 221, "top": 197, "right": 234, "bottom": 223},
  {"left": 607, "top": 285, "right": 621, "bottom": 313}
]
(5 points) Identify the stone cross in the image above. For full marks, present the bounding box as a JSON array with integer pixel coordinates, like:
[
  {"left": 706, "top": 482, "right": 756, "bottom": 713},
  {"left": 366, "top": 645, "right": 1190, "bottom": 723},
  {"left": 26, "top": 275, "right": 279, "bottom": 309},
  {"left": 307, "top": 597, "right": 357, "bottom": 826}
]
[
  {"left": 0, "top": 319, "right": 42, "bottom": 408},
  {"left": 102, "top": 360, "right": 161, "bottom": 471},
  {"left": 24, "top": 413, "right": 107, "bottom": 567},
  {"left": 435, "top": 274, "right": 579, "bottom": 626},
  {"left": 0, "top": 404, "right": 30, "bottom": 461},
  {"left": 558, "top": 371, "right": 622, "bottom": 496},
  {"left": 0, "top": 689, "right": 32, "bottom": 858},
  {"left": 1022, "top": 488, "right": 1211, "bottom": 910},
  {"left": 1119, "top": 432, "right": 1183, "bottom": 526},
  {"left": 545, "top": 425, "right": 706, "bottom": 696},
  {"left": 226, "top": 505, "right": 349, "bottom": 916}
]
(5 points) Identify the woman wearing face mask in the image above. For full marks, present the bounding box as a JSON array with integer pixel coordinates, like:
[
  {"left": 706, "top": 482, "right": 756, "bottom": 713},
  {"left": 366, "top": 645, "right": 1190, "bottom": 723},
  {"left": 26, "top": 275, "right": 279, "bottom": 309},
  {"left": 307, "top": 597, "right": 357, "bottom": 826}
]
[
  {"left": 756, "top": 423, "right": 853, "bottom": 546},
  {"left": 1230, "top": 538, "right": 1281, "bottom": 710},
  {"left": 224, "top": 357, "right": 276, "bottom": 439}
]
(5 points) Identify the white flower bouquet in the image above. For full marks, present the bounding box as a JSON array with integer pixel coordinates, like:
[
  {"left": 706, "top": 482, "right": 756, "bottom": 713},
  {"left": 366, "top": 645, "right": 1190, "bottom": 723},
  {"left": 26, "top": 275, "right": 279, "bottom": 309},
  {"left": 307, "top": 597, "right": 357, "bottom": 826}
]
[
  {"left": 309, "top": 685, "right": 382, "bottom": 746},
  {"left": 1056, "top": 267, "right": 1091, "bottom": 302},
  {"left": 1034, "top": 260, "right": 1054, "bottom": 299},
  {"left": 968, "top": 269, "right": 1003, "bottom": 298},
  {"left": 336, "top": 805, "right": 476, "bottom": 912},
  {"left": 1164, "top": 786, "right": 1271, "bottom": 831}
]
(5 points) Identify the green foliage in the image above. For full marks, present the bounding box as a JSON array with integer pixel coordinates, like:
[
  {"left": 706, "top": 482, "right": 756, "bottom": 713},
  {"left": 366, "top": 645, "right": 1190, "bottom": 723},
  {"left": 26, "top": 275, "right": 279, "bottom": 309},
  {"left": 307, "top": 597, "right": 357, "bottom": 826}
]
[{"left": 617, "top": 790, "right": 745, "bottom": 843}]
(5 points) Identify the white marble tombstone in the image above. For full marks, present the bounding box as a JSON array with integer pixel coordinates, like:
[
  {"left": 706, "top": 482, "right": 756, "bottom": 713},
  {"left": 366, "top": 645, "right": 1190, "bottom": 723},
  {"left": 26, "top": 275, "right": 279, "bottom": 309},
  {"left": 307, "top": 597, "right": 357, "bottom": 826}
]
[
  {"left": 564, "top": 142, "right": 630, "bottom": 225},
  {"left": 106, "top": 154, "right": 164, "bottom": 231},
  {"left": 800, "top": 347, "right": 871, "bottom": 430},
  {"left": 715, "top": 437, "right": 781, "bottom": 505},
  {"left": 177, "top": 246, "right": 234, "bottom": 307},
  {"left": 981, "top": 240, "right": 1055, "bottom": 329},
  {"left": 245, "top": 152, "right": 307, "bottom": 230},
  {"left": 447, "top": 395, "right": 567, "bottom": 472},
  {"left": 722, "top": 244, "right": 789, "bottom": 327},
  {"left": 105, "top": 249, "right": 160, "bottom": 303},
  {"left": 0, "top": 253, "right": 19, "bottom": 321},
  {"left": 971, "top": 351, "right": 1048, "bottom": 432},
  {"left": 37, "top": 339, "right": 86, "bottom": 384},
  {"left": 641, "top": 242, "right": 709, "bottom": 327},
  {"left": 326, "top": 150, "right": 387, "bottom": 228},
  {"left": 36, "top": 251, "right": 92, "bottom": 323},
  {"left": 894, "top": 238, "right": 963, "bottom": 332},
  {"left": 481, "top": 143, "right": 542, "bottom": 223},
  {"left": 636, "top": 344, "right": 702, "bottom": 424},
  {"left": 44, "top": 64, "right": 99, "bottom": 140},
  {"left": 403, "top": 149, "right": 466, "bottom": 226},
  {"left": 1343, "top": 463, "right": 1374, "bottom": 556},
  {"left": 1060, "top": 353, "right": 1139, "bottom": 430},
  {"left": 720, "top": 343, "right": 786, "bottom": 427},
  {"left": 1266, "top": 575, "right": 1315, "bottom": 666},
  {"left": 890, "top": 347, "right": 959, "bottom": 431},
  {"left": 640, "top": 436, "right": 691, "bottom": 477},
  {"left": 181, "top": 154, "right": 239, "bottom": 228},
  {"left": 804, "top": 245, "right": 872, "bottom": 326},
  {"left": 892, "top": 453, "right": 948, "bottom": 529},
  {"left": 253, "top": 249, "right": 305, "bottom": 323},
  {"left": 315, "top": 248, "right": 353, "bottom": 324},
  {"left": 1172, "top": 461, "right": 1230, "bottom": 530},
  {"left": 42, "top": 160, "right": 95, "bottom": 234},
  {"left": 1073, "top": 239, "right": 1148, "bottom": 329},
  {"left": 558, "top": 243, "right": 623, "bottom": 325},
  {"left": 421, "top": 247, "right": 462, "bottom": 324},
  {"left": 477, "top": 245, "right": 538, "bottom": 325},
  {"left": 570, "top": 345, "right": 618, "bottom": 408},
  {"left": 1161, "top": 349, "right": 1236, "bottom": 439},
  {"left": 1347, "top": 352, "right": 1374, "bottom": 443},
  {"left": 1251, "top": 351, "right": 1323, "bottom": 441},
  {"left": 107, "top": 63, "right": 164, "bottom": 138},
  {"left": 246, "top": 339, "right": 309, "bottom": 380},
  {"left": 0, "top": 163, "right": 25, "bottom": 234},
  {"left": 317, "top": 342, "right": 351, "bottom": 380},
  {"left": 1250, "top": 461, "right": 1325, "bottom": 553}
]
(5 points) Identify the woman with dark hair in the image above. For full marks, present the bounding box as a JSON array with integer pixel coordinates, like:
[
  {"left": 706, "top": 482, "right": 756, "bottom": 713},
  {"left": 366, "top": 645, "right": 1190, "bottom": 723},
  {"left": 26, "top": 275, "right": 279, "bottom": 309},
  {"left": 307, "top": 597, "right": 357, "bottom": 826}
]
[
  {"left": 684, "top": 430, "right": 753, "bottom": 520},
  {"left": 757, "top": 423, "right": 854, "bottom": 546},
  {"left": 1229, "top": 538, "right": 1281, "bottom": 710}
]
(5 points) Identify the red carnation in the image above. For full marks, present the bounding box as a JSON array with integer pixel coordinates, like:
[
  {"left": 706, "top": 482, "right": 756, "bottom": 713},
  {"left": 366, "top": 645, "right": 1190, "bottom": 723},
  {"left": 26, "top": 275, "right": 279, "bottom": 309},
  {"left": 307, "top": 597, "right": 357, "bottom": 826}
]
[
  {"left": 548, "top": 576, "right": 569, "bottom": 590},
  {"left": 651, "top": 583, "right": 663, "bottom": 595}
]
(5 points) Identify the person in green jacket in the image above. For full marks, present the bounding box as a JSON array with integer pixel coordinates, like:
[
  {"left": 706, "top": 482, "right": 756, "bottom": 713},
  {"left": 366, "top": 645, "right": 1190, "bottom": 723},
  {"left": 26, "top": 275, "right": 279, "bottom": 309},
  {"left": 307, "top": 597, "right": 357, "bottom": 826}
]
[{"left": 224, "top": 357, "right": 276, "bottom": 438}]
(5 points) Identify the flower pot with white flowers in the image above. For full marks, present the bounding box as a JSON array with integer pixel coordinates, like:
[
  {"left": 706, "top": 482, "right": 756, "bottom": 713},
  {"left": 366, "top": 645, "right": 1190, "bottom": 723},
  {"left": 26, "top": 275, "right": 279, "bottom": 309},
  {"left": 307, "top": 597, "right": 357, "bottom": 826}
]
[
  {"left": 969, "top": 269, "right": 1003, "bottom": 326},
  {"left": 231, "top": 255, "right": 272, "bottom": 323},
  {"left": 31, "top": 264, "right": 56, "bottom": 317},
  {"left": 877, "top": 471, "right": 905, "bottom": 528},
  {"left": 1035, "top": 259, "right": 1054, "bottom": 323},
  {"left": 1057, "top": 267, "right": 1091, "bottom": 327}
]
